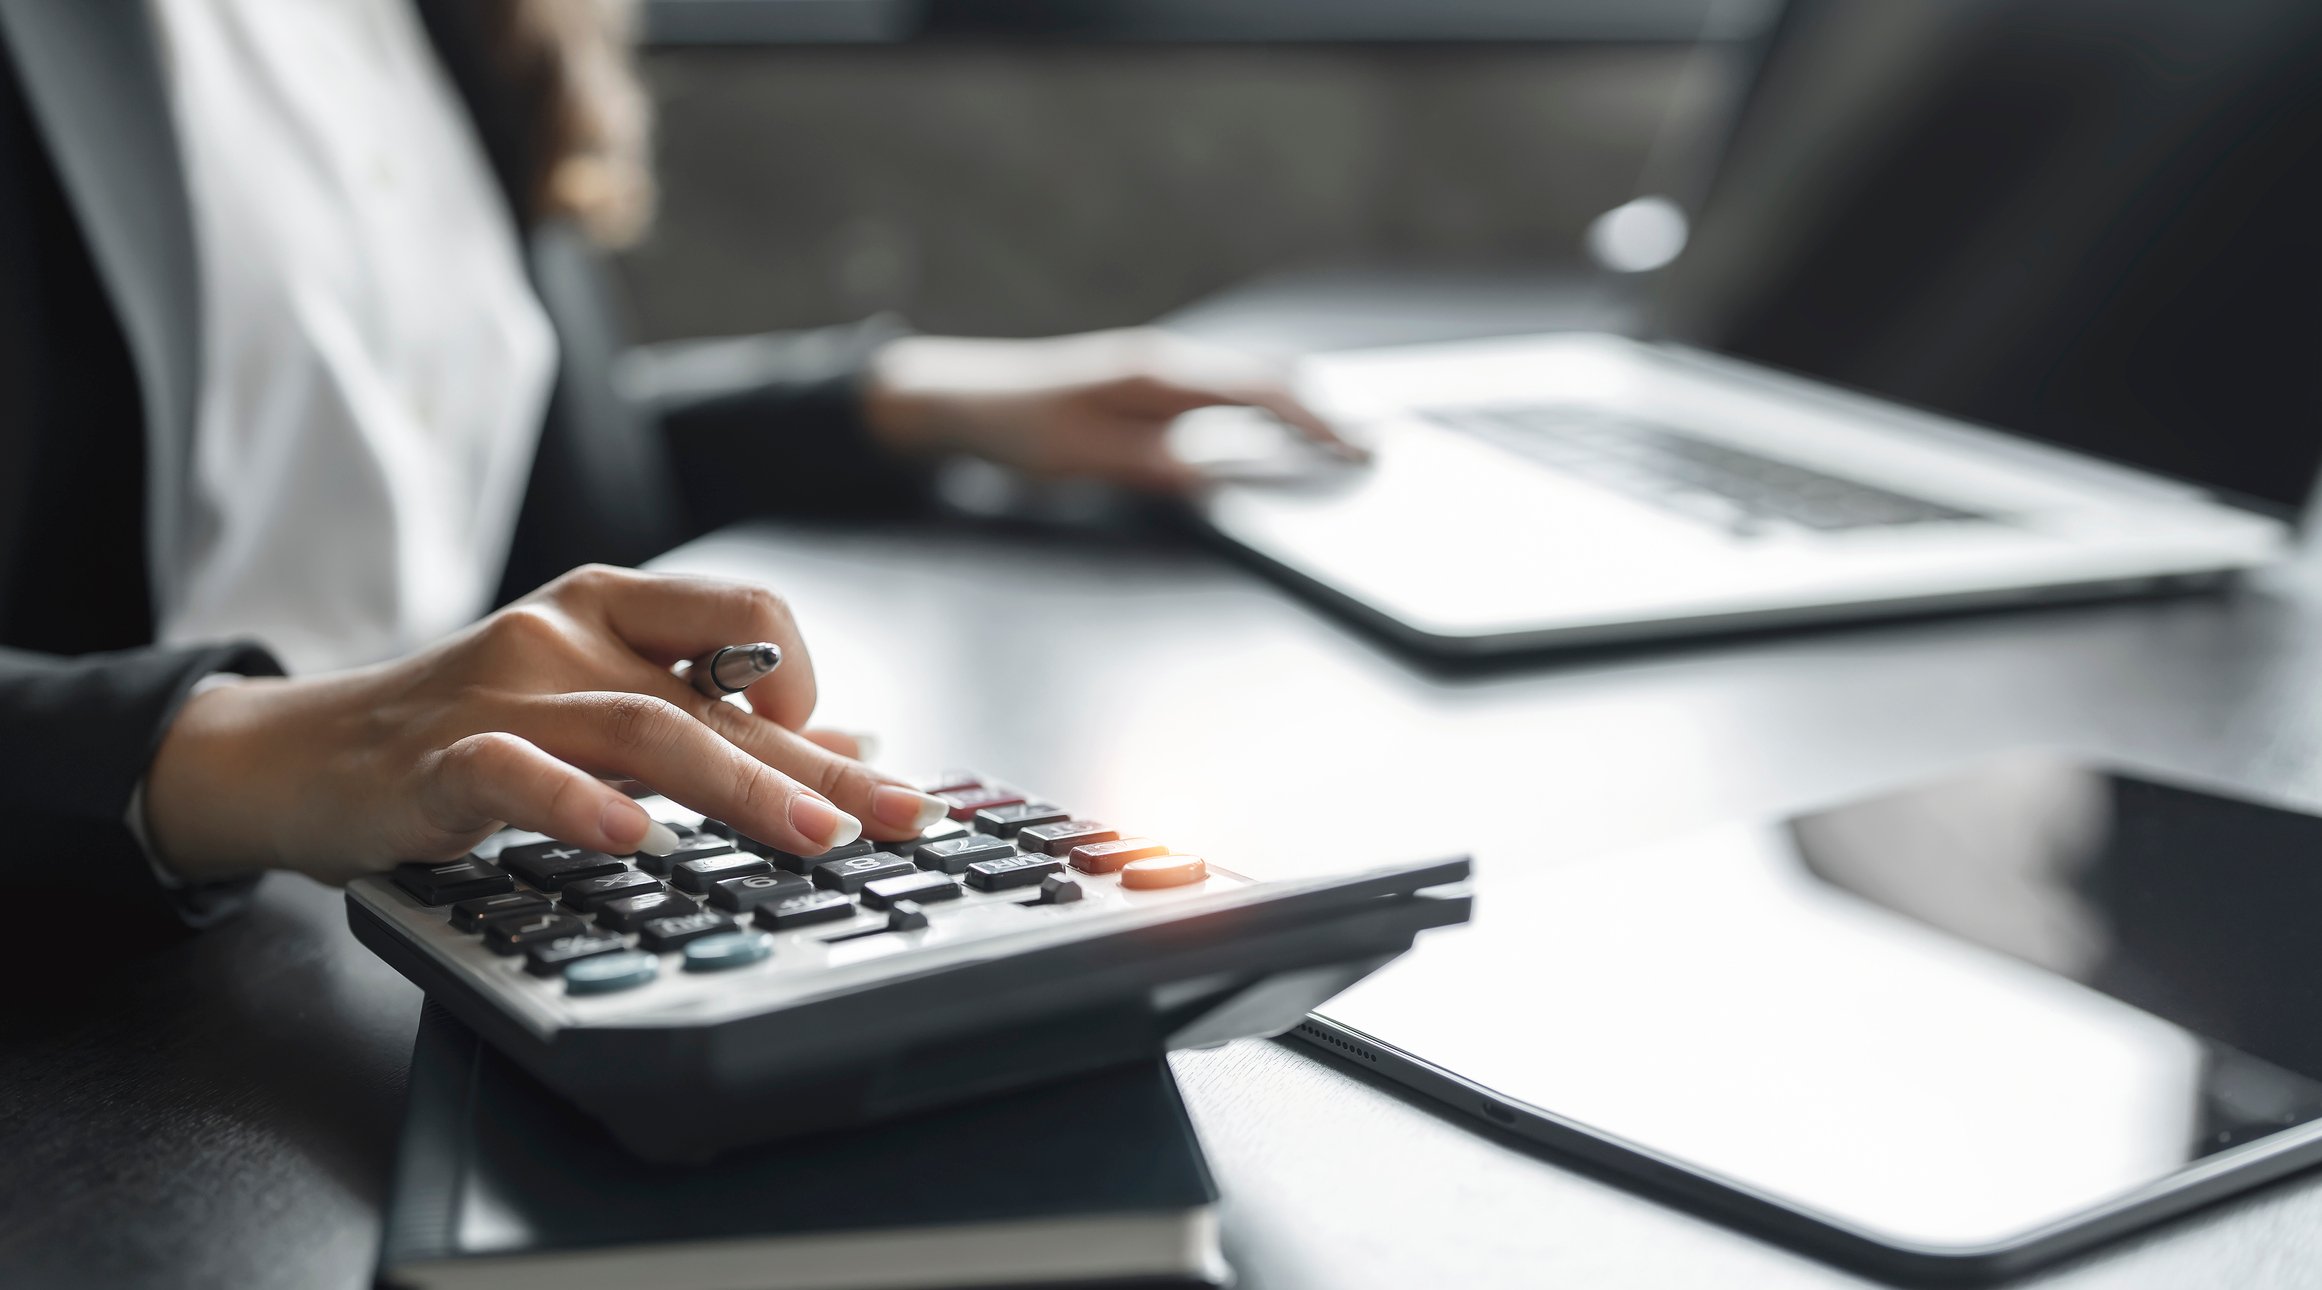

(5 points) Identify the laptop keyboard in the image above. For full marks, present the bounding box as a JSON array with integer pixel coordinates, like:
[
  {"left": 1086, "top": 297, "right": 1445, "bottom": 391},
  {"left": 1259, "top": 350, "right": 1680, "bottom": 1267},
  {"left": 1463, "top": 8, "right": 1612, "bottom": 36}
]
[{"left": 1426, "top": 406, "right": 1989, "bottom": 534}]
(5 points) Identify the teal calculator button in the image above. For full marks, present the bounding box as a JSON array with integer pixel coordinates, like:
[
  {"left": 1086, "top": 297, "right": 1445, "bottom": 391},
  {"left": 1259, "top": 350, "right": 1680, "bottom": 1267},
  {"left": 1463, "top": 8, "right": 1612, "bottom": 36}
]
[
  {"left": 564, "top": 949, "right": 658, "bottom": 994},
  {"left": 683, "top": 930, "right": 775, "bottom": 972}
]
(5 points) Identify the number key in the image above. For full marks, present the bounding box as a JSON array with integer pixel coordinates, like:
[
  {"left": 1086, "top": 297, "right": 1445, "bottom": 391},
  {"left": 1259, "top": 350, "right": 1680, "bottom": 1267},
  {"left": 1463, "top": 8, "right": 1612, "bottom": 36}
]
[
  {"left": 811, "top": 852, "right": 917, "bottom": 893},
  {"left": 972, "top": 802, "right": 1069, "bottom": 839},
  {"left": 710, "top": 872, "right": 813, "bottom": 913},
  {"left": 917, "top": 834, "right": 1015, "bottom": 874}
]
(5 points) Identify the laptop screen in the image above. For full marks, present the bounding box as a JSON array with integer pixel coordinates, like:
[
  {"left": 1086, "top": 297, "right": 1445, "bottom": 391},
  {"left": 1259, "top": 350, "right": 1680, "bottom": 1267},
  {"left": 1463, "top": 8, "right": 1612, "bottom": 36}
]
[{"left": 1655, "top": 0, "right": 2322, "bottom": 518}]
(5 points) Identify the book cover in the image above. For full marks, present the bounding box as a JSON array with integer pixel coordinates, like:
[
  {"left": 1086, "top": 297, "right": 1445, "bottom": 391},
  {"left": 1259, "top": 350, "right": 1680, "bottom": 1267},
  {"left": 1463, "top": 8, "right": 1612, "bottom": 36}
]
[{"left": 378, "top": 1002, "right": 1229, "bottom": 1289}]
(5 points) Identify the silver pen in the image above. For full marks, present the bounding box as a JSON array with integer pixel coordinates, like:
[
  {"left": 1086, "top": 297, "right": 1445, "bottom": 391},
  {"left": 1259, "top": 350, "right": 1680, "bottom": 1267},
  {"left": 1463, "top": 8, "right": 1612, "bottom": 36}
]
[{"left": 688, "top": 642, "right": 782, "bottom": 697}]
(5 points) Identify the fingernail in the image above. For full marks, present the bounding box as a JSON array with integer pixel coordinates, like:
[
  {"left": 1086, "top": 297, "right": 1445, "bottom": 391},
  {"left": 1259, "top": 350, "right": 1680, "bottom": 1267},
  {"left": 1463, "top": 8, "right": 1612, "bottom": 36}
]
[
  {"left": 851, "top": 732, "right": 882, "bottom": 763},
  {"left": 636, "top": 820, "right": 682, "bottom": 857},
  {"left": 870, "top": 783, "right": 948, "bottom": 831},
  {"left": 600, "top": 798, "right": 654, "bottom": 851},
  {"left": 788, "top": 793, "right": 862, "bottom": 852}
]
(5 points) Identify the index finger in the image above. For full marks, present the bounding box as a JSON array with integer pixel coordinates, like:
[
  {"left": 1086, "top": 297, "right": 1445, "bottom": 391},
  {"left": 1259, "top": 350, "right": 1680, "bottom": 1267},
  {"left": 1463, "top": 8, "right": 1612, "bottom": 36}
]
[{"left": 559, "top": 566, "right": 821, "bottom": 730}]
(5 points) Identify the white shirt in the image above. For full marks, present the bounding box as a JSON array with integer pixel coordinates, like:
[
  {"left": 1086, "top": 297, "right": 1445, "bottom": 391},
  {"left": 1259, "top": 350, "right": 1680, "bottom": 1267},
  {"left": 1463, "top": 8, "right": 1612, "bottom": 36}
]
[{"left": 149, "top": 0, "right": 557, "bottom": 673}]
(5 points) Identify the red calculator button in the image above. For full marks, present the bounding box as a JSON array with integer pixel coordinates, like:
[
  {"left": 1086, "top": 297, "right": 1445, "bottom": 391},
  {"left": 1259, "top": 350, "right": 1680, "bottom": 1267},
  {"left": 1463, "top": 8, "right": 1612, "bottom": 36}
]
[{"left": 1068, "top": 837, "right": 1168, "bottom": 875}]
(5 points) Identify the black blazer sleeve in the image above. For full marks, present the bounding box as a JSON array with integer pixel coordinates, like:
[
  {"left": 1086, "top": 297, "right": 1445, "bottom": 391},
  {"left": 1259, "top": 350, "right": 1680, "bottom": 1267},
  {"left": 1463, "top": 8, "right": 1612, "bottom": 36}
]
[
  {"left": 626, "top": 313, "right": 939, "bottom": 534},
  {"left": 499, "top": 228, "right": 941, "bottom": 603},
  {"left": 1, "top": 640, "right": 285, "bottom": 937}
]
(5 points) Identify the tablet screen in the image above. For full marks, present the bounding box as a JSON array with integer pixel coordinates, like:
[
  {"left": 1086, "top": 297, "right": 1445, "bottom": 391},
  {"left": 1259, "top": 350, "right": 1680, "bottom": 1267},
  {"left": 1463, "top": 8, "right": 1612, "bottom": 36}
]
[{"left": 1318, "top": 758, "right": 2322, "bottom": 1249}]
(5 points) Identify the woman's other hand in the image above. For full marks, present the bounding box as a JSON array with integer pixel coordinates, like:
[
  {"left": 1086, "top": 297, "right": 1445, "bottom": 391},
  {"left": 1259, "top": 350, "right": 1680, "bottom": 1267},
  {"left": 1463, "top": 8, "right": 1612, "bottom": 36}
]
[
  {"left": 142, "top": 566, "right": 949, "bottom": 885},
  {"left": 862, "top": 327, "right": 1358, "bottom": 492}
]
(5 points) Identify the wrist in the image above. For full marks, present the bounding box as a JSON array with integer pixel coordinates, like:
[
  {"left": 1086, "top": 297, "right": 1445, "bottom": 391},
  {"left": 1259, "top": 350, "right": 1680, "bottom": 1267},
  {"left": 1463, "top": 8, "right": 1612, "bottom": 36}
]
[
  {"left": 144, "top": 676, "right": 293, "bottom": 881},
  {"left": 862, "top": 336, "right": 946, "bottom": 457}
]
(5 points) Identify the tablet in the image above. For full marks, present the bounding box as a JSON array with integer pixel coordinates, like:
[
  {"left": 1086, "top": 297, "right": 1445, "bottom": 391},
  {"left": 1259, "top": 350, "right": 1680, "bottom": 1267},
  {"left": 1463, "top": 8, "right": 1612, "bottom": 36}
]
[{"left": 1299, "top": 757, "right": 2322, "bottom": 1280}]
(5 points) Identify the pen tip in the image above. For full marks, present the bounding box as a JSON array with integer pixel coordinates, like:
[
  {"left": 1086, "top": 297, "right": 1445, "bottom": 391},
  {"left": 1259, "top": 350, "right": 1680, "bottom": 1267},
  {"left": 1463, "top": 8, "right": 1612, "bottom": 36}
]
[{"left": 752, "top": 643, "right": 782, "bottom": 669}]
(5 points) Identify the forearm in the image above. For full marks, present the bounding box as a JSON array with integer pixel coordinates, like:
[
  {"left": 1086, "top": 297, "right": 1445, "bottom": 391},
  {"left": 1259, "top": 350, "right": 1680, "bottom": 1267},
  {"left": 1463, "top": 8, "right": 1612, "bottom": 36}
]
[{"left": 0, "top": 640, "right": 285, "bottom": 933}]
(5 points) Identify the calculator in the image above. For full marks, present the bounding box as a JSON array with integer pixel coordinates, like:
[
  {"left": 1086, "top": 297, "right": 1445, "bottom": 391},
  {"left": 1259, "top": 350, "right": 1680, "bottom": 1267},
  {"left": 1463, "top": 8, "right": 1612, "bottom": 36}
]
[{"left": 347, "top": 772, "right": 1471, "bottom": 1161}]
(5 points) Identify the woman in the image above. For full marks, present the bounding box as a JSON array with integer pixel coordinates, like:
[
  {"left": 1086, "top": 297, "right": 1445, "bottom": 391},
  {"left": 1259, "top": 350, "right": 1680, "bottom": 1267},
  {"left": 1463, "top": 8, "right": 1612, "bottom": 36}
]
[{"left": 0, "top": 0, "right": 1339, "bottom": 933}]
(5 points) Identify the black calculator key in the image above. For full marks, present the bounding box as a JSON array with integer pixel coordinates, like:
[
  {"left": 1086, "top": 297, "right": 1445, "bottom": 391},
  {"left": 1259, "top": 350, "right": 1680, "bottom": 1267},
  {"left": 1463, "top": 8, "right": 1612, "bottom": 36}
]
[
  {"left": 671, "top": 852, "right": 775, "bottom": 894},
  {"left": 890, "top": 818, "right": 969, "bottom": 860},
  {"left": 917, "top": 834, "right": 1016, "bottom": 874},
  {"left": 498, "top": 842, "right": 625, "bottom": 890},
  {"left": 972, "top": 802, "right": 1069, "bottom": 839},
  {"left": 450, "top": 890, "right": 549, "bottom": 931},
  {"left": 754, "top": 890, "right": 855, "bottom": 930},
  {"left": 965, "top": 853, "right": 1065, "bottom": 892},
  {"left": 484, "top": 910, "right": 587, "bottom": 955},
  {"left": 525, "top": 932, "right": 629, "bottom": 976},
  {"left": 392, "top": 857, "right": 514, "bottom": 905},
  {"left": 769, "top": 837, "right": 873, "bottom": 875},
  {"left": 1018, "top": 819, "right": 1119, "bottom": 858},
  {"left": 596, "top": 889, "right": 700, "bottom": 932},
  {"left": 634, "top": 837, "right": 735, "bottom": 877},
  {"left": 860, "top": 870, "right": 962, "bottom": 909},
  {"left": 559, "top": 869, "right": 663, "bottom": 912},
  {"left": 1037, "top": 875, "right": 1085, "bottom": 905},
  {"left": 811, "top": 851, "right": 917, "bottom": 893},
  {"left": 637, "top": 910, "right": 737, "bottom": 951},
  {"left": 710, "top": 872, "right": 813, "bottom": 913},
  {"left": 885, "top": 901, "right": 931, "bottom": 932}
]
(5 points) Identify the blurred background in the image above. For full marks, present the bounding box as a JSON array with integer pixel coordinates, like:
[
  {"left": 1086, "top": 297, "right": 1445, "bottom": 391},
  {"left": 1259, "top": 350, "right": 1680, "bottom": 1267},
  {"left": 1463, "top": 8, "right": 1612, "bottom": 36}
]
[{"left": 614, "top": 0, "right": 1758, "bottom": 342}]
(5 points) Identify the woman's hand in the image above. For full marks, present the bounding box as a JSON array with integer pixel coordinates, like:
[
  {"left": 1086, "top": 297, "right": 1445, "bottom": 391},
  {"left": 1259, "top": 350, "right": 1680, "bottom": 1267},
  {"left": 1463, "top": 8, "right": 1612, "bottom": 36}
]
[
  {"left": 862, "top": 327, "right": 1357, "bottom": 492},
  {"left": 142, "top": 566, "right": 951, "bottom": 886}
]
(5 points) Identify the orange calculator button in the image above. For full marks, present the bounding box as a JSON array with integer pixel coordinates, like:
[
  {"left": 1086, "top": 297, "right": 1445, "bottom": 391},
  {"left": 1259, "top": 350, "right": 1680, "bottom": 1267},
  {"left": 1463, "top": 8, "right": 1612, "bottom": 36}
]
[{"left": 1118, "top": 855, "right": 1209, "bottom": 890}]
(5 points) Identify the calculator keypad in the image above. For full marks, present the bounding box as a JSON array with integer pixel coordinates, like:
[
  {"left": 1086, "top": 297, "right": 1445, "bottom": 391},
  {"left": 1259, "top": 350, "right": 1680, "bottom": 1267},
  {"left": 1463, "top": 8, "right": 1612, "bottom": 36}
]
[{"left": 384, "top": 774, "right": 1232, "bottom": 1004}]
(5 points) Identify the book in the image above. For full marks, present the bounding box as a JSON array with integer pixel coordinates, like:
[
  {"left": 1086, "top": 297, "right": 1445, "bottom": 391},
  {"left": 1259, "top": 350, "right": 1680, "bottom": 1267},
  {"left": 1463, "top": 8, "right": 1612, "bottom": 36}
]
[{"left": 378, "top": 1002, "right": 1229, "bottom": 1290}]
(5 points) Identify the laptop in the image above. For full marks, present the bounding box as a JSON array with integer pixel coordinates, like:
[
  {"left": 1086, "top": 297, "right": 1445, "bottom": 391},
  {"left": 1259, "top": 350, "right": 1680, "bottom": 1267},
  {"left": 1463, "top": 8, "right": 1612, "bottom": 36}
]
[{"left": 1195, "top": 0, "right": 2322, "bottom": 655}]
